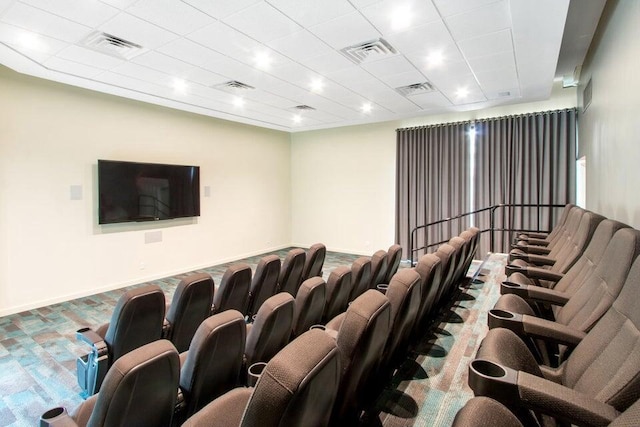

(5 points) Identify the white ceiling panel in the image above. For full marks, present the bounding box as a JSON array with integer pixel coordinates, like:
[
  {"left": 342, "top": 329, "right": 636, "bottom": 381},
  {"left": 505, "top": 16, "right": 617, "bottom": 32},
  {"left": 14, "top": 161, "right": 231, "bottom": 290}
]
[
  {"left": 99, "top": 13, "right": 177, "bottom": 50},
  {"left": 223, "top": 2, "right": 301, "bottom": 43},
  {"left": 433, "top": 0, "right": 502, "bottom": 17},
  {"left": 445, "top": 0, "right": 511, "bottom": 41},
  {"left": 126, "top": 0, "right": 213, "bottom": 36},
  {"left": 457, "top": 29, "right": 513, "bottom": 60},
  {"left": 267, "top": 30, "right": 333, "bottom": 62},
  {"left": 360, "top": 0, "right": 440, "bottom": 35},
  {"left": 20, "top": 0, "right": 120, "bottom": 28},
  {"left": 3, "top": 2, "right": 91, "bottom": 43},
  {"left": 0, "top": 0, "right": 590, "bottom": 131},
  {"left": 266, "top": 0, "right": 355, "bottom": 28},
  {"left": 180, "top": 0, "right": 262, "bottom": 20},
  {"left": 308, "top": 12, "right": 380, "bottom": 50},
  {"left": 56, "top": 45, "right": 126, "bottom": 69}
]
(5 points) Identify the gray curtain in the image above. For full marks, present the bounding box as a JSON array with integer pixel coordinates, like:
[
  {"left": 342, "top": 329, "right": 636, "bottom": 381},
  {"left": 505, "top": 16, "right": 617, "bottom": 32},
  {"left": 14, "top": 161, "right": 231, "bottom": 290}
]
[
  {"left": 395, "top": 123, "right": 470, "bottom": 261},
  {"left": 473, "top": 109, "right": 577, "bottom": 255}
]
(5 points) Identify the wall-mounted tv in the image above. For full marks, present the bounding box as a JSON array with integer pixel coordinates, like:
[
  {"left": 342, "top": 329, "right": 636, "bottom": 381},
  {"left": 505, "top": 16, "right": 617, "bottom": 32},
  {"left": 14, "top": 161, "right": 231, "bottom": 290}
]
[{"left": 98, "top": 160, "right": 200, "bottom": 225}]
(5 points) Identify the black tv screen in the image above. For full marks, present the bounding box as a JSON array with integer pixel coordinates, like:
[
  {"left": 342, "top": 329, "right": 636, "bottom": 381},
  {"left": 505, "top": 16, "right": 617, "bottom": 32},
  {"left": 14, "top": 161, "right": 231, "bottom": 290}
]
[{"left": 98, "top": 160, "right": 200, "bottom": 224}]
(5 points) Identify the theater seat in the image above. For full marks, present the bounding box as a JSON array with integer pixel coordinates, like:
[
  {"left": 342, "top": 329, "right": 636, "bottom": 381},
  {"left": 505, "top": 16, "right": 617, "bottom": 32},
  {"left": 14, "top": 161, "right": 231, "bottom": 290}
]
[
  {"left": 383, "top": 244, "right": 403, "bottom": 283},
  {"left": 433, "top": 243, "right": 456, "bottom": 307},
  {"left": 76, "top": 284, "right": 166, "bottom": 397},
  {"left": 369, "top": 249, "right": 388, "bottom": 289},
  {"left": 302, "top": 243, "right": 326, "bottom": 281},
  {"left": 182, "top": 329, "right": 341, "bottom": 427},
  {"left": 412, "top": 253, "right": 442, "bottom": 336},
  {"left": 245, "top": 292, "right": 294, "bottom": 368},
  {"left": 514, "top": 203, "right": 575, "bottom": 244},
  {"left": 43, "top": 340, "right": 179, "bottom": 427},
  {"left": 322, "top": 266, "right": 352, "bottom": 323},
  {"left": 246, "top": 255, "right": 281, "bottom": 318},
  {"left": 277, "top": 248, "right": 306, "bottom": 297},
  {"left": 212, "top": 264, "right": 251, "bottom": 315},
  {"left": 292, "top": 277, "right": 326, "bottom": 338},
  {"left": 348, "top": 256, "right": 372, "bottom": 302},
  {"left": 470, "top": 255, "right": 640, "bottom": 427},
  {"left": 164, "top": 273, "right": 214, "bottom": 353},
  {"left": 179, "top": 310, "right": 246, "bottom": 419}
]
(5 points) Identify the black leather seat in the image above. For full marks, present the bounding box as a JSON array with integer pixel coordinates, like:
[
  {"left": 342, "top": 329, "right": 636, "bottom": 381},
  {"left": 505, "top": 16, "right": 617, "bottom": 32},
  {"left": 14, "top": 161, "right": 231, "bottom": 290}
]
[
  {"left": 76, "top": 284, "right": 166, "bottom": 397},
  {"left": 277, "top": 248, "right": 306, "bottom": 297},
  {"left": 164, "top": 273, "right": 214, "bottom": 353},
  {"left": 245, "top": 292, "right": 294, "bottom": 368}
]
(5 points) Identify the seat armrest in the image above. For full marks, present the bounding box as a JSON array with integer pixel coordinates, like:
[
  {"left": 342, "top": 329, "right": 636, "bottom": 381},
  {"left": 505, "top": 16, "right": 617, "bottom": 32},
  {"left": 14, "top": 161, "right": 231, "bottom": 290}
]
[
  {"left": 511, "top": 244, "right": 551, "bottom": 255},
  {"left": 523, "top": 237, "right": 550, "bottom": 246},
  {"left": 522, "top": 254, "right": 556, "bottom": 267},
  {"left": 76, "top": 328, "right": 107, "bottom": 353},
  {"left": 519, "top": 267, "right": 564, "bottom": 282},
  {"left": 524, "top": 232, "right": 549, "bottom": 240},
  {"left": 521, "top": 315, "right": 586, "bottom": 347},
  {"left": 517, "top": 371, "right": 619, "bottom": 427},
  {"left": 183, "top": 388, "right": 252, "bottom": 427},
  {"left": 162, "top": 319, "right": 171, "bottom": 338},
  {"left": 501, "top": 282, "right": 569, "bottom": 306}
]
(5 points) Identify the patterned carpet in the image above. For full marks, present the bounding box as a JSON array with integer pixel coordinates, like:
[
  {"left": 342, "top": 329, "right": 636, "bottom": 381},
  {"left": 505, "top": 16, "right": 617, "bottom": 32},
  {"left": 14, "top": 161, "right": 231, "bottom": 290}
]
[{"left": 0, "top": 249, "right": 505, "bottom": 427}]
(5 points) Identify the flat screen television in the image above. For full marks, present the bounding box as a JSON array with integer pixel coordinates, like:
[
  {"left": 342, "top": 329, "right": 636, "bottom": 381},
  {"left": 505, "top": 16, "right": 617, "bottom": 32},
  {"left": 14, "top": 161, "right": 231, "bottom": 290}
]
[{"left": 98, "top": 159, "right": 200, "bottom": 224}]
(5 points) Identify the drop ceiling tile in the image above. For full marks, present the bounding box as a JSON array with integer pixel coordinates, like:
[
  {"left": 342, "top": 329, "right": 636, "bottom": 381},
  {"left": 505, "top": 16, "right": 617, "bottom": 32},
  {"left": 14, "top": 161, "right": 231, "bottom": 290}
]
[
  {"left": 380, "top": 70, "right": 429, "bottom": 88},
  {"left": 0, "top": 22, "right": 68, "bottom": 56},
  {"left": 467, "top": 50, "right": 515, "bottom": 74},
  {"left": 188, "top": 22, "right": 265, "bottom": 61},
  {"left": 420, "top": 58, "right": 473, "bottom": 83},
  {"left": 360, "top": 0, "right": 440, "bottom": 35},
  {"left": 457, "top": 29, "right": 513, "bottom": 60},
  {"left": 361, "top": 55, "right": 416, "bottom": 79},
  {"left": 111, "top": 62, "right": 174, "bottom": 87},
  {"left": 267, "top": 30, "right": 333, "bottom": 62},
  {"left": 2, "top": 2, "right": 91, "bottom": 43},
  {"left": 475, "top": 67, "right": 518, "bottom": 91},
  {"left": 242, "top": 89, "right": 296, "bottom": 108},
  {"left": 349, "top": 0, "right": 383, "bottom": 10},
  {"left": 298, "top": 51, "right": 353, "bottom": 75},
  {"left": 43, "top": 56, "right": 104, "bottom": 78},
  {"left": 433, "top": 0, "right": 502, "bottom": 17},
  {"left": 308, "top": 11, "right": 381, "bottom": 50},
  {"left": 444, "top": 0, "right": 511, "bottom": 41},
  {"left": 223, "top": 2, "right": 301, "bottom": 43},
  {"left": 266, "top": 0, "right": 355, "bottom": 27},
  {"left": 97, "top": 0, "right": 138, "bottom": 9},
  {"left": 326, "top": 65, "right": 375, "bottom": 85},
  {"left": 409, "top": 91, "right": 453, "bottom": 109},
  {"left": 157, "top": 37, "right": 227, "bottom": 68},
  {"left": 484, "top": 86, "right": 520, "bottom": 100},
  {"left": 268, "top": 61, "right": 318, "bottom": 87},
  {"left": 126, "top": 0, "right": 213, "bottom": 35},
  {"left": 98, "top": 70, "right": 168, "bottom": 95},
  {"left": 346, "top": 78, "right": 393, "bottom": 99},
  {"left": 180, "top": 0, "right": 262, "bottom": 20},
  {"left": 100, "top": 13, "right": 177, "bottom": 49},
  {"left": 132, "top": 51, "right": 227, "bottom": 86},
  {"left": 56, "top": 45, "right": 126, "bottom": 69},
  {"left": 0, "top": 0, "right": 12, "bottom": 14},
  {"left": 384, "top": 20, "right": 453, "bottom": 55},
  {"left": 20, "top": 0, "right": 120, "bottom": 28}
]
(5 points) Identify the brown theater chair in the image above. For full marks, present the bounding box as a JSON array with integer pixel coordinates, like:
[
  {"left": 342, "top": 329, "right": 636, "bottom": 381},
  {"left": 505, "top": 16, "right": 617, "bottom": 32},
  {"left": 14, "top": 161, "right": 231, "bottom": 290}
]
[
  {"left": 433, "top": 243, "right": 457, "bottom": 307},
  {"left": 412, "top": 253, "right": 443, "bottom": 336},
  {"left": 212, "top": 263, "right": 251, "bottom": 315},
  {"left": 291, "top": 277, "right": 326, "bottom": 338},
  {"left": 514, "top": 203, "right": 575, "bottom": 244},
  {"left": 43, "top": 340, "right": 179, "bottom": 427},
  {"left": 348, "top": 256, "right": 372, "bottom": 302},
  {"left": 322, "top": 266, "right": 353, "bottom": 323},
  {"left": 245, "top": 292, "right": 294, "bottom": 368},
  {"left": 76, "top": 284, "right": 166, "bottom": 397},
  {"left": 383, "top": 244, "right": 403, "bottom": 283},
  {"left": 178, "top": 310, "right": 246, "bottom": 420},
  {"left": 246, "top": 255, "right": 281, "bottom": 318},
  {"left": 369, "top": 249, "right": 388, "bottom": 289},
  {"left": 277, "top": 248, "right": 306, "bottom": 297},
  {"left": 182, "top": 329, "right": 341, "bottom": 427},
  {"left": 164, "top": 272, "right": 214, "bottom": 353},
  {"left": 302, "top": 243, "right": 326, "bottom": 281}
]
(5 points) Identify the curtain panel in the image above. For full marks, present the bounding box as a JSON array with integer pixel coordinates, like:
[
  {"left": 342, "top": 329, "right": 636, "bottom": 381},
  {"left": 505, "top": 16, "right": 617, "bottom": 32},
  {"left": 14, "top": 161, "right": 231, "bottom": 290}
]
[{"left": 395, "top": 123, "right": 470, "bottom": 260}]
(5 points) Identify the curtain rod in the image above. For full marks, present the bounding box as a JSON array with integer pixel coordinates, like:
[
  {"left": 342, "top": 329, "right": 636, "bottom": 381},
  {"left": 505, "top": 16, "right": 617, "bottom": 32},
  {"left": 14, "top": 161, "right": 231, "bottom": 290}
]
[{"left": 396, "top": 107, "right": 577, "bottom": 132}]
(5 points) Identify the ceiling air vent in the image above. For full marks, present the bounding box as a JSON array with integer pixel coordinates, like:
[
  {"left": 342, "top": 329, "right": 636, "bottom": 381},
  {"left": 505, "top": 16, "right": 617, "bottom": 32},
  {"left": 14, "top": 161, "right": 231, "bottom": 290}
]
[
  {"left": 82, "top": 31, "right": 144, "bottom": 60},
  {"left": 396, "top": 82, "right": 435, "bottom": 97},
  {"left": 340, "top": 38, "right": 397, "bottom": 64},
  {"left": 214, "top": 80, "right": 255, "bottom": 93},
  {"left": 292, "top": 105, "right": 315, "bottom": 111}
]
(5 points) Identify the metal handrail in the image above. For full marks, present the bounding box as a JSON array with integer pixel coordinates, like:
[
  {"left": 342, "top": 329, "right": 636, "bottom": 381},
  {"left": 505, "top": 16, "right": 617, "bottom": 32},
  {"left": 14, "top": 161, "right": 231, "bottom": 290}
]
[{"left": 409, "top": 203, "right": 566, "bottom": 263}]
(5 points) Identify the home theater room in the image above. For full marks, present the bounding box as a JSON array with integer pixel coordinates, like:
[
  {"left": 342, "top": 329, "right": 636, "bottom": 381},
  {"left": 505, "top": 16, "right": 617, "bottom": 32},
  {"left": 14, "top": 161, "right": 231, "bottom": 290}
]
[{"left": 1, "top": 0, "right": 639, "bottom": 426}]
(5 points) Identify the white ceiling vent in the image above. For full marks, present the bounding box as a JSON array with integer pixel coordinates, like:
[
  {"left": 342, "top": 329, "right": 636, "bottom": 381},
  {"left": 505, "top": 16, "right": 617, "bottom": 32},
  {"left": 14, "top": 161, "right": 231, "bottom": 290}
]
[
  {"left": 82, "top": 31, "right": 144, "bottom": 60},
  {"left": 214, "top": 80, "right": 255, "bottom": 93},
  {"left": 340, "top": 38, "right": 398, "bottom": 64},
  {"left": 292, "top": 105, "right": 316, "bottom": 111},
  {"left": 396, "top": 82, "right": 435, "bottom": 97}
]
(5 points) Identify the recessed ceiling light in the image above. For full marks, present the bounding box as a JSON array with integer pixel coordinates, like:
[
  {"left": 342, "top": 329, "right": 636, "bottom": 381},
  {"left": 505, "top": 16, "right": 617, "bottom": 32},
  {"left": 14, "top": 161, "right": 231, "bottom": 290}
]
[
  {"left": 391, "top": 5, "right": 412, "bottom": 31},
  {"left": 361, "top": 102, "right": 372, "bottom": 113},
  {"left": 233, "top": 96, "right": 244, "bottom": 108},
  {"left": 455, "top": 87, "right": 469, "bottom": 98},
  {"left": 19, "top": 32, "right": 44, "bottom": 51},
  {"left": 426, "top": 50, "right": 444, "bottom": 67},
  {"left": 293, "top": 114, "right": 302, "bottom": 124},
  {"left": 254, "top": 51, "right": 272, "bottom": 70},
  {"left": 310, "top": 78, "right": 324, "bottom": 93},
  {"left": 172, "top": 78, "right": 188, "bottom": 94}
]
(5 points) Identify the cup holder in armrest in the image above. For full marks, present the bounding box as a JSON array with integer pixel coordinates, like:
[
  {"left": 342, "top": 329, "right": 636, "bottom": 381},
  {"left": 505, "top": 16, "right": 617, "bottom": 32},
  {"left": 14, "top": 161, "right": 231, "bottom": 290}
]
[
  {"left": 247, "top": 362, "right": 267, "bottom": 387},
  {"left": 500, "top": 281, "right": 528, "bottom": 299},
  {"left": 468, "top": 359, "right": 519, "bottom": 404},
  {"left": 504, "top": 264, "right": 527, "bottom": 277},
  {"left": 487, "top": 309, "right": 524, "bottom": 332},
  {"left": 40, "top": 407, "right": 75, "bottom": 427}
]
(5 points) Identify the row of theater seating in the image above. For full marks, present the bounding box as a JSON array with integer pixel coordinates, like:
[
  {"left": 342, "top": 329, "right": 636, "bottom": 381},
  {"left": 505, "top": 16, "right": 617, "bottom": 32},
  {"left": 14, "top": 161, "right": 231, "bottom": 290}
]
[
  {"left": 44, "top": 227, "right": 481, "bottom": 426},
  {"left": 453, "top": 204, "right": 640, "bottom": 426}
]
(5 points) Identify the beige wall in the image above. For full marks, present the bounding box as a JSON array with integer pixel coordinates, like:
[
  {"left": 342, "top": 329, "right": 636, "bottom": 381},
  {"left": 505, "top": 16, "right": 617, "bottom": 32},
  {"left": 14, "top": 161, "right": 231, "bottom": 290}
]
[
  {"left": 578, "top": 0, "right": 640, "bottom": 228},
  {"left": 291, "top": 82, "right": 577, "bottom": 255},
  {"left": 0, "top": 66, "right": 292, "bottom": 316}
]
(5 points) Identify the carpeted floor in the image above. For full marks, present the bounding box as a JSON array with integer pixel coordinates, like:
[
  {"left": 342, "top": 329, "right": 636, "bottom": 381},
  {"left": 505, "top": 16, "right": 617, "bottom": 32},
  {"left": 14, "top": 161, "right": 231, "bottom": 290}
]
[{"left": 0, "top": 249, "right": 505, "bottom": 427}]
